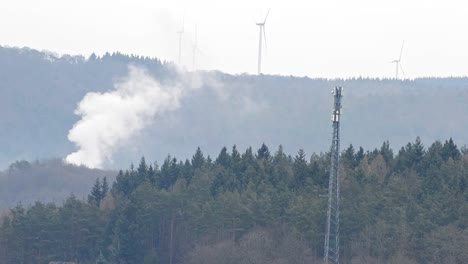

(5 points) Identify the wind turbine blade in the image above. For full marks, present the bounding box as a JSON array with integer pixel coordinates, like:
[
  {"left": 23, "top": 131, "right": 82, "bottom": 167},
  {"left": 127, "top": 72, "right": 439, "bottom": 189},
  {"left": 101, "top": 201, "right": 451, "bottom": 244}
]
[
  {"left": 263, "top": 26, "right": 267, "bottom": 50},
  {"left": 263, "top": 9, "right": 270, "bottom": 24},
  {"left": 399, "top": 63, "right": 406, "bottom": 78},
  {"left": 399, "top": 40, "right": 405, "bottom": 61}
]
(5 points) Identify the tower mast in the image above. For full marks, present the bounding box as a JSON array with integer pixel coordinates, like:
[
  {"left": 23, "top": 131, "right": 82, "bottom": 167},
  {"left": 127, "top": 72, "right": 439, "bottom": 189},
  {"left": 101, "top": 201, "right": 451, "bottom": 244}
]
[
  {"left": 257, "top": 25, "right": 263, "bottom": 74},
  {"left": 324, "top": 86, "right": 343, "bottom": 264}
]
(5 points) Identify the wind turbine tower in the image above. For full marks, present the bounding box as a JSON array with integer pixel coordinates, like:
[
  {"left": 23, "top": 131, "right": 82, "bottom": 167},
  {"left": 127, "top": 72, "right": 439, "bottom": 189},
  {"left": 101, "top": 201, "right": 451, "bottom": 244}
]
[
  {"left": 192, "top": 25, "right": 202, "bottom": 71},
  {"left": 390, "top": 41, "right": 405, "bottom": 79},
  {"left": 256, "top": 10, "right": 269, "bottom": 75},
  {"left": 324, "top": 86, "right": 344, "bottom": 264},
  {"left": 177, "top": 17, "right": 185, "bottom": 66}
]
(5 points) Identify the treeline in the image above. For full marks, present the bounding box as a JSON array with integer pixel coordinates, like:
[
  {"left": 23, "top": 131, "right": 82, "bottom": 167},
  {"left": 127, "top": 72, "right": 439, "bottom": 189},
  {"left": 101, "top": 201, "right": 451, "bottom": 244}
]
[
  {"left": 0, "top": 159, "right": 115, "bottom": 208},
  {"left": 1, "top": 138, "right": 467, "bottom": 264}
]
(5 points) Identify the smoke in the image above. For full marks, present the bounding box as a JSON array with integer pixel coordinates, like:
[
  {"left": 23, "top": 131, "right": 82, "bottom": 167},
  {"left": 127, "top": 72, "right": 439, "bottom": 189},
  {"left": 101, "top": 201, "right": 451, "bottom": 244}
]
[
  {"left": 65, "top": 64, "right": 266, "bottom": 168},
  {"left": 65, "top": 65, "right": 186, "bottom": 168}
]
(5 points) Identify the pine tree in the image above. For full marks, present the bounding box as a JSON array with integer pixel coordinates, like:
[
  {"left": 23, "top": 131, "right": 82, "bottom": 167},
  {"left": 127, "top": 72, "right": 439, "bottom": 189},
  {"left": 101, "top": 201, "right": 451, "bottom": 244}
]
[
  {"left": 441, "top": 138, "right": 461, "bottom": 161},
  {"left": 293, "top": 149, "right": 308, "bottom": 188},
  {"left": 232, "top": 145, "right": 241, "bottom": 163},
  {"left": 273, "top": 145, "right": 287, "bottom": 164},
  {"left": 380, "top": 141, "right": 394, "bottom": 164},
  {"left": 355, "top": 146, "right": 365, "bottom": 165},
  {"left": 270, "top": 145, "right": 290, "bottom": 187},
  {"left": 242, "top": 147, "right": 255, "bottom": 164},
  {"left": 422, "top": 141, "right": 444, "bottom": 176},
  {"left": 206, "top": 155, "right": 213, "bottom": 165},
  {"left": 102, "top": 177, "right": 109, "bottom": 198},
  {"left": 216, "top": 146, "right": 231, "bottom": 168},
  {"left": 413, "top": 137, "right": 425, "bottom": 161},
  {"left": 160, "top": 156, "right": 180, "bottom": 189},
  {"left": 342, "top": 144, "right": 356, "bottom": 168},
  {"left": 256, "top": 143, "right": 271, "bottom": 160},
  {"left": 192, "top": 147, "right": 205, "bottom": 169},
  {"left": 88, "top": 178, "right": 103, "bottom": 206},
  {"left": 182, "top": 159, "right": 193, "bottom": 184},
  {"left": 147, "top": 164, "right": 155, "bottom": 185},
  {"left": 231, "top": 145, "right": 242, "bottom": 172},
  {"left": 137, "top": 157, "right": 148, "bottom": 178},
  {"left": 395, "top": 137, "right": 425, "bottom": 173}
]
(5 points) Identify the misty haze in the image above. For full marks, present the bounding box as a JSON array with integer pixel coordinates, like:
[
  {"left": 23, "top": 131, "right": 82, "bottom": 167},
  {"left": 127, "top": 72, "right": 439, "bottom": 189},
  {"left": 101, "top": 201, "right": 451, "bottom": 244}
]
[{"left": 0, "top": 2, "right": 467, "bottom": 264}]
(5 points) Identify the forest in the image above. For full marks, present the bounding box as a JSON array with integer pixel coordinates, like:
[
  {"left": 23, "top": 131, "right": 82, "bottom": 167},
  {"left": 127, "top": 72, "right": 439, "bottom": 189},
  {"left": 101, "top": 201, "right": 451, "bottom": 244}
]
[
  {"left": 1, "top": 46, "right": 468, "bottom": 169},
  {"left": 1, "top": 138, "right": 467, "bottom": 264}
]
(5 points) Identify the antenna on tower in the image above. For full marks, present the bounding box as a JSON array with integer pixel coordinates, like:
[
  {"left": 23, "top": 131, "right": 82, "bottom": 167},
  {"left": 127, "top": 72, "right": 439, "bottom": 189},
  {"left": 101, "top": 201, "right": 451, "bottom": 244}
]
[
  {"left": 256, "top": 9, "right": 269, "bottom": 75},
  {"left": 324, "top": 86, "right": 343, "bottom": 264}
]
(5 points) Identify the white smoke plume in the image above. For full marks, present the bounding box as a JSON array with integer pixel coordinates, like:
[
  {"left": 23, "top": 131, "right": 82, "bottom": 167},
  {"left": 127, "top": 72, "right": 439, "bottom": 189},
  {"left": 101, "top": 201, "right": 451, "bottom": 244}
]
[{"left": 65, "top": 65, "right": 185, "bottom": 168}]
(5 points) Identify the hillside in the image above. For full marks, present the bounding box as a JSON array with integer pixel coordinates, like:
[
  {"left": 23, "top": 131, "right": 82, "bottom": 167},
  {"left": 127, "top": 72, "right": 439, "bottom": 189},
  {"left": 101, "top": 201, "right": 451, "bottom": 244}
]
[
  {"left": 0, "top": 140, "right": 467, "bottom": 263},
  {"left": 0, "top": 46, "right": 467, "bottom": 263},
  {"left": 1, "top": 46, "right": 467, "bottom": 169},
  {"left": 0, "top": 160, "right": 115, "bottom": 208}
]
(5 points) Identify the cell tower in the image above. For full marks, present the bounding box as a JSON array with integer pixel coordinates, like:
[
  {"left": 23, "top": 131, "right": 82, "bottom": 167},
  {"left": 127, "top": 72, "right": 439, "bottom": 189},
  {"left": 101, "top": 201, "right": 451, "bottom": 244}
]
[{"left": 324, "top": 86, "right": 343, "bottom": 264}]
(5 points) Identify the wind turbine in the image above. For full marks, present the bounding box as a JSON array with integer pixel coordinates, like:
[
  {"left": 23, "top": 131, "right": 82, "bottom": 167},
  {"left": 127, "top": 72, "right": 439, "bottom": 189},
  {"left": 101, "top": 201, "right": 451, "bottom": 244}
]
[
  {"left": 390, "top": 41, "right": 405, "bottom": 79},
  {"left": 177, "top": 17, "right": 185, "bottom": 66},
  {"left": 256, "top": 9, "right": 269, "bottom": 75}
]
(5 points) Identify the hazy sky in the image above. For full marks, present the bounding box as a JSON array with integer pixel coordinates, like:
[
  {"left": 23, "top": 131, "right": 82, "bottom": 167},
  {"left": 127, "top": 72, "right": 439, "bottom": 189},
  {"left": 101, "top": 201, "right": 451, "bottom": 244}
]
[{"left": 1, "top": 0, "right": 467, "bottom": 78}]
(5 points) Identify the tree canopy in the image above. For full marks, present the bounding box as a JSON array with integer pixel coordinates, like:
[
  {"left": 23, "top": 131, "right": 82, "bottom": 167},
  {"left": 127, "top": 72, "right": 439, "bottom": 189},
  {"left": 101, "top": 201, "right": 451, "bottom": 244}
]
[{"left": 0, "top": 139, "right": 467, "bottom": 263}]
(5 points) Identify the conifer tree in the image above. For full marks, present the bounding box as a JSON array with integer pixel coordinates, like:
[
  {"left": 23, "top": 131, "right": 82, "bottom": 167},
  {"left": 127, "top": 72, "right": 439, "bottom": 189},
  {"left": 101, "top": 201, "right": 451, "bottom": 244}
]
[
  {"left": 441, "top": 138, "right": 461, "bottom": 161},
  {"left": 88, "top": 178, "right": 103, "bottom": 206},
  {"left": 138, "top": 157, "right": 148, "bottom": 173},
  {"left": 216, "top": 146, "right": 231, "bottom": 168},
  {"left": 380, "top": 141, "right": 394, "bottom": 164},
  {"left": 256, "top": 143, "right": 271, "bottom": 160},
  {"left": 355, "top": 146, "right": 365, "bottom": 165},
  {"left": 293, "top": 149, "right": 308, "bottom": 187},
  {"left": 102, "top": 177, "right": 109, "bottom": 198},
  {"left": 343, "top": 144, "right": 356, "bottom": 168},
  {"left": 192, "top": 147, "right": 205, "bottom": 169}
]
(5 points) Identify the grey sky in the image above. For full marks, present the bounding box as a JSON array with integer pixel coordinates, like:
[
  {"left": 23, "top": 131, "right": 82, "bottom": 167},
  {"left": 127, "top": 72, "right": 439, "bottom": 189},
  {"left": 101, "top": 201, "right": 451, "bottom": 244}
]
[{"left": 1, "top": 0, "right": 467, "bottom": 78}]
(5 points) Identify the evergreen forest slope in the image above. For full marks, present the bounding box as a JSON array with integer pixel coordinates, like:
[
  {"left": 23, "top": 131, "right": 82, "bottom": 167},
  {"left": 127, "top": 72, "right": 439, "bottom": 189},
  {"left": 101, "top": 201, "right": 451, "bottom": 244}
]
[{"left": 0, "top": 140, "right": 467, "bottom": 263}]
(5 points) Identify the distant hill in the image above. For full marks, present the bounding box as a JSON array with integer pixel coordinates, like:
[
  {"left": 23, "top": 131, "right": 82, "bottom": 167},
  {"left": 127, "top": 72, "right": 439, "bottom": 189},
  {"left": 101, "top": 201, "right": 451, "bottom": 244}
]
[
  {"left": 0, "top": 159, "right": 114, "bottom": 208},
  {"left": 1, "top": 46, "right": 467, "bottom": 169}
]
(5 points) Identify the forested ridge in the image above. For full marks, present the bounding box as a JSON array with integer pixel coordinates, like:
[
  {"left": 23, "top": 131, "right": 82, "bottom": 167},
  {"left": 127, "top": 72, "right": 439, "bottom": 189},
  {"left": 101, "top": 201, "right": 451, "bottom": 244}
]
[
  {"left": 2, "top": 46, "right": 468, "bottom": 169},
  {"left": 1, "top": 138, "right": 467, "bottom": 264},
  {"left": 0, "top": 160, "right": 115, "bottom": 208}
]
